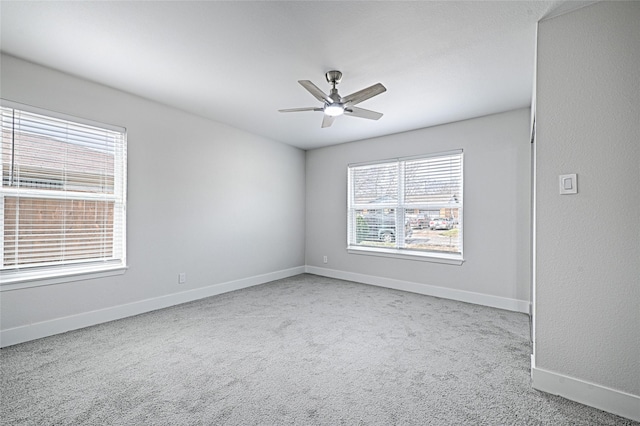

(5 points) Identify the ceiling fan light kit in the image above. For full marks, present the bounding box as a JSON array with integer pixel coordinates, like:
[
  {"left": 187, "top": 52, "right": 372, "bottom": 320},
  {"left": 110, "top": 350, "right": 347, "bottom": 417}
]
[
  {"left": 279, "top": 70, "right": 386, "bottom": 128},
  {"left": 324, "top": 104, "right": 344, "bottom": 117}
]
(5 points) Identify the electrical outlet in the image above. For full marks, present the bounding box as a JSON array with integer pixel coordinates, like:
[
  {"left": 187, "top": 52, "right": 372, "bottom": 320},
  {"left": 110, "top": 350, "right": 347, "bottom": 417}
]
[
  {"left": 178, "top": 272, "right": 187, "bottom": 284},
  {"left": 323, "top": 256, "right": 328, "bottom": 264}
]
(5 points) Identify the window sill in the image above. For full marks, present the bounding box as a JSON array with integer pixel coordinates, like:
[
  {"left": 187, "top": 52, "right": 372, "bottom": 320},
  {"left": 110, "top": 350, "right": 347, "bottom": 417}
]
[
  {"left": 0, "top": 264, "right": 128, "bottom": 292},
  {"left": 347, "top": 246, "right": 464, "bottom": 265}
]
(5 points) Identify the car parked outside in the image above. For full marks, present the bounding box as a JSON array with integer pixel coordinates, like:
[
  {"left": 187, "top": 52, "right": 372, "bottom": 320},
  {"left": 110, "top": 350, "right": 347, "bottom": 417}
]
[
  {"left": 358, "top": 212, "right": 413, "bottom": 243},
  {"left": 409, "top": 213, "right": 429, "bottom": 229},
  {"left": 429, "top": 217, "right": 454, "bottom": 230}
]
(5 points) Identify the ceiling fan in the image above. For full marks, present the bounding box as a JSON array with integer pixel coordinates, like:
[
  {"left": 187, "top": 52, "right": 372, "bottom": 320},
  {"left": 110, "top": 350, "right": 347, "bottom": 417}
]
[{"left": 279, "top": 70, "right": 386, "bottom": 128}]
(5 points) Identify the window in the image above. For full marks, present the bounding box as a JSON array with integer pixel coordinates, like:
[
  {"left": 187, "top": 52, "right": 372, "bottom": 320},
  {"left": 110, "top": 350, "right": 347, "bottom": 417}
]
[
  {"left": 347, "top": 150, "right": 463, "bottom": 263},
  {"left": 1, "top": 101, "right": 127, "bottom": 287}
]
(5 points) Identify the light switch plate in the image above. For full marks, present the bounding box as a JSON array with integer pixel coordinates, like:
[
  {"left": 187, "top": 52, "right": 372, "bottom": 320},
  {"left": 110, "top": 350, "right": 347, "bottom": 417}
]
[{"left": 559, "top": 174, "right": 577, "bottom": 195}]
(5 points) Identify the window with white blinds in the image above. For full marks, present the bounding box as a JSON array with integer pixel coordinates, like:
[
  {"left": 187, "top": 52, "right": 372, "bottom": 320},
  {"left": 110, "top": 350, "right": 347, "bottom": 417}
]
[
  {"left": 347, "top": 150, "right": 463, "bottom": 262},
  {"left": 1, "top": 101, "right": 127, "bottom": 286}
]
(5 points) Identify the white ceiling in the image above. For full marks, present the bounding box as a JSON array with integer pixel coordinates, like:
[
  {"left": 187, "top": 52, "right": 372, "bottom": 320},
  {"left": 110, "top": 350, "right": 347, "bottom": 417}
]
[{"left": 0, "top": 1, "right": 588, "bottom": 150}]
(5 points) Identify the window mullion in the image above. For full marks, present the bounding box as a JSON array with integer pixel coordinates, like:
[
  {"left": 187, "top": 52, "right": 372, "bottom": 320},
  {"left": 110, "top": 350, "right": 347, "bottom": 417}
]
[
  {"left": 0, "top": 195, "right": 4, "bottom": 268},
  {"left": 397, "top": 160, "right": 405, "bottom": 248}
]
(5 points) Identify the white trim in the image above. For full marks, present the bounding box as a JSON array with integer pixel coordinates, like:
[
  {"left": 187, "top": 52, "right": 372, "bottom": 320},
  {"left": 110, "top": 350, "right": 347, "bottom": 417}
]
[
  {"left": 532, "top": 365, "right": 640, "bottom": 422},
  {"left": 0, "top": 266, "right": 305, "bottom": 348},
  {"left": 1, "top": 186, "right": 119, "bottom": 201},
  {"left": 0, "top": 98, "right": 125, "bottom": 133},
  {"left": 348, "top": 149, "right": 464, "bottom": 168},
  {"left": 530, "top": 19, "right": 539, "bottom": 381},
  {"left": 1, "top": 264, "right": 127, "bottom": 291},
  {"left": 347, "top": 246, "right": 463, "bottom": 265},
  {"left": 304, "top": 265, "right": 529, "bottom": 313}
]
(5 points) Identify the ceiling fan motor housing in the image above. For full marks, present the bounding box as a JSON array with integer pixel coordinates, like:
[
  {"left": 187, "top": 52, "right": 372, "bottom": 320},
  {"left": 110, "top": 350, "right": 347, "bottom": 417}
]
[{"left": 329, "top": 89, "right": 342, "bottom": 104}]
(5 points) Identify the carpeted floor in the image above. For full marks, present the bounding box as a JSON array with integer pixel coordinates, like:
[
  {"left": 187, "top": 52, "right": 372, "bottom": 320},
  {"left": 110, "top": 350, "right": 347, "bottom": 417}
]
[{"left": 1, "top": 274, "right": 636, "bottom": 425}]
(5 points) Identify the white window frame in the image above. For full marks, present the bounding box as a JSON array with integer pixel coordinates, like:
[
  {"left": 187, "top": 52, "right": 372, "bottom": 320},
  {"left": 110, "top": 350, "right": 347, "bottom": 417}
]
[
  {"left": 0, "top": 100, "right": 127, "bottom": 290},
  {"left": 347, "top": 150, "right": 464, "bottom": 265}
]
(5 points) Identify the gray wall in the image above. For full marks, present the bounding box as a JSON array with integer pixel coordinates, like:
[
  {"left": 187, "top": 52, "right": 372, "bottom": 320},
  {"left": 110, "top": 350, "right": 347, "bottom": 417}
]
[
  {"left": 535, "top": 1, "right": 640, "bottom": 396},
  {"left": 0, "top": 55, "right": 306, "bottom": 334},
  {"left": 306, "top": 108, "right": 532, "bottom": 308}
]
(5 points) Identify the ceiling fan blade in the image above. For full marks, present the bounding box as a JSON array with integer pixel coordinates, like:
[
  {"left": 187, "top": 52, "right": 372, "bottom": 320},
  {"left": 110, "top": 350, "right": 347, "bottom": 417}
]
[
  {"left": 279, "top": 107, "right": 323, "bottom": 113},
  {"left": 342, "top": 83, "right": 387, "bottom": 106},
  {"left": 344, "top": 106, "right": 383, "bottom": 120},
  {"left": 299, "top": 80, "right": 332, "bottom": 104},
  {"left": 321, "top": 114, "right": 336, "bottom": 128}
]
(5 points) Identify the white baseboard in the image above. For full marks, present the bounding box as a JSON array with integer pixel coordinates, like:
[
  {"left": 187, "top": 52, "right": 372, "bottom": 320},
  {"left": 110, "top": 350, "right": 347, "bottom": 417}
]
[
  {"left": 532, "top": 365, "right": 640, "bottom": 422},
  {"left": 0, "top": 266, "right": 305, "bottom": 348},
  {"left": 305, "top": 266, "right": 530, "bottom": 313}
]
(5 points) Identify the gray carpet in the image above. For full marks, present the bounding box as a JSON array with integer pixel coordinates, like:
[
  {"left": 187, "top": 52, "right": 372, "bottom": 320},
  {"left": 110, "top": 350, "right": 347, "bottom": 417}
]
[{"left": 1, "top": 274, "right": 636, "bottom": 425}]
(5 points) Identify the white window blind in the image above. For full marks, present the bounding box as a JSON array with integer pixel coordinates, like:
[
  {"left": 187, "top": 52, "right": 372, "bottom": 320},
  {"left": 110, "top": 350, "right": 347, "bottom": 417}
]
[
  {"left": 1, "top": 101, "right": 127, "bottom": 285},
  {"left": 348, "top": 150, "right": 463, "bottom": 261}
]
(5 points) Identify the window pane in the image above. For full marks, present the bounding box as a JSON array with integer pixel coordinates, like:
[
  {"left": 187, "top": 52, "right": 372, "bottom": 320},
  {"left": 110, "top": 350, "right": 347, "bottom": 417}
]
[
  {"left": 351, "top": 163, "right": 398, "bottom": 205},
  {"left": 1, "top": 109, "right": 117, "bottom": 194},
  {"left": 4, "top": 197, "right": 114, "bottom": 267},
  {"left": 353, "top": 208, "right": 398, "bottom": 247},
  {"left": 404, "top": 208, "right": 461, "bottom": 253},
  {"left": 404, "top": 155, "right": 462, "bottom": 205}
]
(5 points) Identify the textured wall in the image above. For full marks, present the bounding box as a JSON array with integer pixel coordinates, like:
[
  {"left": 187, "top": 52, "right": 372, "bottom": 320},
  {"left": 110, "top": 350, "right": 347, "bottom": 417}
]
[
  {"left": 306, "top": 109, "right": 532, "bottom": 305},
  {"left": 0, "top": 55, "right": 306, "bottom": 331},
  {"left": 535, "top": 1, "right": 640, "bottom": 395}
]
